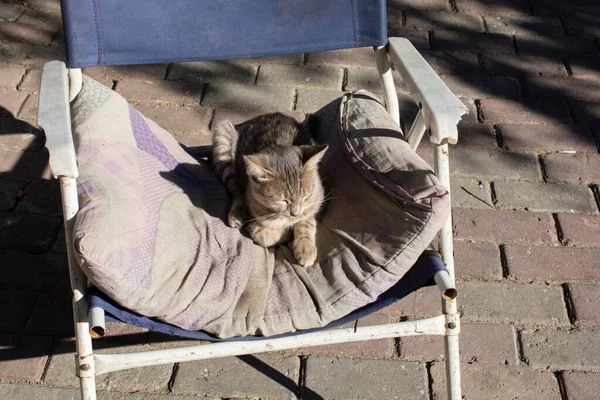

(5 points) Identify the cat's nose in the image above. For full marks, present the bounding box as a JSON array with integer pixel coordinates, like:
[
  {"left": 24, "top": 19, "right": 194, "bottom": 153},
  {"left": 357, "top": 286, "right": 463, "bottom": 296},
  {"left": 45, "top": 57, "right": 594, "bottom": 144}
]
[{"left": 290, "top": 204, "right": 302, "bottom": 217}]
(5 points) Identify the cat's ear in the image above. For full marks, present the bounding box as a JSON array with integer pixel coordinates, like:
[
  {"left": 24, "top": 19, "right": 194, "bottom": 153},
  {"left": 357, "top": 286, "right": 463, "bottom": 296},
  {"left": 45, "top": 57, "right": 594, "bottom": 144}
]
[
  {"left": 244, "top": 155, "right": 275, "bottom": 182},
  {"left": 301, "top": 144, "right": 328, "bottom": 170}
]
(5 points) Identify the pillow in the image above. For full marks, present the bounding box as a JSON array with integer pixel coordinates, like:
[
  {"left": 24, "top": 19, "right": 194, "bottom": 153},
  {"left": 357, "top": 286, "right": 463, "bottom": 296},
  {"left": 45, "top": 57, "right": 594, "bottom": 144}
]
[{"left": 71, "top": 77, "right": 449, "bottom": 338}]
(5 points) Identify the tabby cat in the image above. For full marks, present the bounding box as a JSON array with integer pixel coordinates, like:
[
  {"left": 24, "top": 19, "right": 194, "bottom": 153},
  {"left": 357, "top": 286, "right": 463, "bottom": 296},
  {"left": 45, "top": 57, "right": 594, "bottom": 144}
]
[{"left": 212, "top": 113, "right": 328, "bottom": 267}]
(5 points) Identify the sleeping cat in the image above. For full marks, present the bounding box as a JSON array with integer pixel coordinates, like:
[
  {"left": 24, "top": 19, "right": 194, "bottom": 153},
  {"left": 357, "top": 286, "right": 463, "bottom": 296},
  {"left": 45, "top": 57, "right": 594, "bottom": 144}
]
[{"left": 211, "top": 113, "right": 328, "bottom": 267}]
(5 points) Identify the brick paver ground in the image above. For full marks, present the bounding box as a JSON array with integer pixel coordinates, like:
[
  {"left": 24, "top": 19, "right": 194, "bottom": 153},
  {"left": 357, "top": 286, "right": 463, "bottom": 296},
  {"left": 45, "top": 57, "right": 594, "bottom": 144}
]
[{"left": 1, "top": 0, "right": 599, "bottom": 399}]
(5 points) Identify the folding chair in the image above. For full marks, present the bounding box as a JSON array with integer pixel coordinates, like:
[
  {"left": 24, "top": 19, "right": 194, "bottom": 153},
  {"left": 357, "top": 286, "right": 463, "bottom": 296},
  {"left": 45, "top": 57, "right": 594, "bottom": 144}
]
[{"left": 37, "top": 1, "right": 468, "bottom": 399}]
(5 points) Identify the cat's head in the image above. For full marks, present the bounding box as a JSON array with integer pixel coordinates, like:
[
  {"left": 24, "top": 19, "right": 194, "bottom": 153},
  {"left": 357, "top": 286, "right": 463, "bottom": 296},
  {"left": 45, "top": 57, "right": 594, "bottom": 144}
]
[{"left": 244, "top": 144, "right": 328, "bottom": 219}]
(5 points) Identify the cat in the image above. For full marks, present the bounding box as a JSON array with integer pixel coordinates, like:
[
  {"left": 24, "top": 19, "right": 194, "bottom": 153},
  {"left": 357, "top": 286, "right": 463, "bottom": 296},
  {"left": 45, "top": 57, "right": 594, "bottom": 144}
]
[{"left": 211, "top": 112, "right": 328, "bottom": 267}]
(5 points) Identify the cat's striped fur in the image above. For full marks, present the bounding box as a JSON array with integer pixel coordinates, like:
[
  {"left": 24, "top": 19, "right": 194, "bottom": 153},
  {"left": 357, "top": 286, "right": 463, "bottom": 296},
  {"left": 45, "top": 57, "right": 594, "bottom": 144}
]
[{"left": 211, "top": 113, "right": 327, "bottom": 267}]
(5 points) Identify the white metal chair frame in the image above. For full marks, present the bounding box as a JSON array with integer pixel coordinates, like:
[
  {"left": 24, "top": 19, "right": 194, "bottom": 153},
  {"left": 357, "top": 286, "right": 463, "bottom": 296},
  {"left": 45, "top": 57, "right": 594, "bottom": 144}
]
[{"left": 37, "top": 37, "right": 468, "bottom": 400}]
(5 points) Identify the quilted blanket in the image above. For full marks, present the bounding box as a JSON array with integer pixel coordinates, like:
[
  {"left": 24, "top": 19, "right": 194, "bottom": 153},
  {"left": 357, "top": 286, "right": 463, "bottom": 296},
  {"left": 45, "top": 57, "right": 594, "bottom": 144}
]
[{"left": 71, "top": 76, "right": 449, "bottom": 338}]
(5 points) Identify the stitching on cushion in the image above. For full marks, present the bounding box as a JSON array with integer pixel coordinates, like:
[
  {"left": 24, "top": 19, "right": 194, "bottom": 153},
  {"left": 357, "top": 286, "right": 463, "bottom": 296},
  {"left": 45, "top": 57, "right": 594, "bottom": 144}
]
[
  {"left": 350, "top": 0, "right": 359, "bottom": 47},
  {"left": 92, "top": 0, "right": 105, "bottom": 65}
]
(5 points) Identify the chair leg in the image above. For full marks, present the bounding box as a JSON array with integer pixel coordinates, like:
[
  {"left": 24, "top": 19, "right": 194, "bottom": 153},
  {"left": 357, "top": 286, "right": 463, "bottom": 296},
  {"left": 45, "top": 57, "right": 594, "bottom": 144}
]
[
  {"left": 375, "top": 45, "right": 400, "bottom": 126},
  {"left": 59, "top": 177, "right": 97, "bottom": 400},
  {"left": 444, "top": 332, "right": 461, "bottom": 400}
]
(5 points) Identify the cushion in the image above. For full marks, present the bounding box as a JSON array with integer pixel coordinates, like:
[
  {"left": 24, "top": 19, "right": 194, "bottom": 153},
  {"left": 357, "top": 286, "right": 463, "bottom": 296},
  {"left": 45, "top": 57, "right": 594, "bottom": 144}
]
[{"left": 71, "top": 76, "right": 450, "bottom": 338}]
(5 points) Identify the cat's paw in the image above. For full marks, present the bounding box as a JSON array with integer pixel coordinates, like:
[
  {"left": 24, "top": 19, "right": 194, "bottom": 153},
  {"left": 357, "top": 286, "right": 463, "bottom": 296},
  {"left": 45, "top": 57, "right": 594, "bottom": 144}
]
[
  {"left": 227, "top": 207, "right": 243, "bottom": 228},
  {"left": 293, "top": 238, "right": 317, "bottom": 267},
  {"left": 248, "top": 224, "right": 282, "bottom": 248}
]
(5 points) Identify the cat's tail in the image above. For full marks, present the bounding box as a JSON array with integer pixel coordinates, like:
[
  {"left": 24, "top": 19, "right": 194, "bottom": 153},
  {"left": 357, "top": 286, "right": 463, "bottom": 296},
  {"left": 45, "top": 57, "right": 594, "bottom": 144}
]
[{"left": 212, "top": 120, "right": 239, "bottom": 193}]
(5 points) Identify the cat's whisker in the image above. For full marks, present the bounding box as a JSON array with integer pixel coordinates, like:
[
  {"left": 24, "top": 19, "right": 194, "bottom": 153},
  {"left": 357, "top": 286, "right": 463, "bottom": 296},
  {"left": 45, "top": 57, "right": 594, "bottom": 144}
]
[{"left": 244, "top": 212, "right": 281, "bottom": 223}]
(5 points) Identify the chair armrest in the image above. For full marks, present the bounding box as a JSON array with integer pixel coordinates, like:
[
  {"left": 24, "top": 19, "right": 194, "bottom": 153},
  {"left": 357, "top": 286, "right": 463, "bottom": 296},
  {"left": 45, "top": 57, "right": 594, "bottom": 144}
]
[
  {"left": 388, "top": 37, "right": 468, "bottom": 145},
  {"left": 37, "top": 61, "right": 78, "bottom": 179}
]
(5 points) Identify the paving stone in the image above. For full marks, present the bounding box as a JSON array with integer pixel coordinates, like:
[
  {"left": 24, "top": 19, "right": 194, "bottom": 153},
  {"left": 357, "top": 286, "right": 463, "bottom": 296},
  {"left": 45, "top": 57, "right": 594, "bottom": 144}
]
[
  {"left": 282, "top": 313, "right": 394, "bottom": 359},
  {"left": 0, "top": 89, "right": 28, "bottom": 117},
  {"left": 18, "top": 92, "right": 37, "bottom": 120},
  {"left": 102, "top": 321, "right": 149, "bottom": 339},
  {"left": 453, "top": 241, "right": 503, "bottom": 280},
  {"left": 455, "top": 0, "right": 531, "bottom": 15},
  {"left": 0, "top": 290, "right": 38, "bottom": 333},
  {"left": 0, "top": 384, "right": 79, "bottom": 400},
  {"left": 562, "top": 15, "right": 600, "bottom": 35},
  {"left": 51, "top": 226, "right": 66, "bottom": 253},
  {"left": 203, "top": 83, "right": 294, "bottom": 110},
  {"left": 484, "top": 15, "right": 564, "bottom": 35},
  {"left": 387, "top": 0, "right": 450, "bottom": 11},
  {"left": 531, "top": 0, "right": 600, "bottom": 16},
  {"left": 25, "top": 290, "right": 73, "bottom": 336},
  {"left": 479, "top": 99, "right": 572, "bottom": 124},
  {"left": 0, "top": 4, "right": 22, "bottom": 22},
  {"left": 453, "top": 123, "right": 498, "bottom": 149},
  {"left": 493, "top": 181, "right": 597, "bottom": 213},
  {"left": 134, "top": 104, "right": 212, "bottom": 135},
  {"left": 568, "top": 55, "right": 600, "bottom": 78},
  {"left": 570, "top": 283, "right": 600, "bottom": 326},
  {"left": 306, "top": 47, "right": 376, "bottom": 68},
  {"left": 516, "top": 35, "right": 599, "bottom": 57},
  {"left": 449, "top": 148, "right": 541, "bottom": 181},
  {"left": 420, "top": 50, "right": 481, "bottom": 75},
  {"left": 15, "top": 179, "right": 61, "bottom": 215},
  {"left": 0, "top": 383, "right": 203, "bottom": 400},
  {"left": 447, "top": 281, "right": 569, "bottom": 326},
  {"left": 171, "top": 133, "right": 212, "bottom": 148},
  {"left": 557, "top": 213, "right": 600, "bottom": 247},
  {"left": 304, "top": 357, "right": 428, "bottom": 400},
  {"left": 505, "top": 246, "right": 600, "bottom": 283},
  {"left": 0, "top": 118, "right": 45, "bottom": 151},
  {"left": 0, "top": 11, "right": 58, "bottom": 46},
  {"left": 481, "top": 54, "right": 567, "bottom": 77},
  {"left": 527, "top": 77, "right": 600, "bottom": 102},
  {"left": 451, "top": 177, "right": 493, "bottom": 209},
  {"left": 0, "top": 250, "right": 67, "bottom": 289},
  {"left": 211, "top": 108, "right": 305, "bottom": 129},
  {"left": 440, "top": 75, "right": 521, "bottom": 99},
  {"left": 0, "top": 212, "right": 61, "bottom": 253},
  {"left": 0, "top": 334, "right": 53, "bottom": 382},
  {"left": 0, "top": 179, "right": 25, "bottom": 211},
  {"left": 405, "top": 11, "right": 485, "bottom": 32},
  {"left": 257, "top": 64, "right": 343, "bottom": 89},
  {"left": 521, "top": 328, "right": 600, "bottom": 370},
  {"left": 83, "top": 64, "right": 168, "bottom": 87},
  {"left": 295, "top": 88, "right": 344, "bottom": 113},
  {"left": 168, "top": 61, "right": 257, "bottom": 84},
  {"left": 45, "top": 340, "right": 175, "bottom": 392},
  {"left": 233, "top": 53, "right": 304, "bottom": 65},
  {"left": 116, "top": 78, "right": 203, "bottom": 106},
  {"left": 400, "top": 322, "right": 518, "bottom": 364},
  {"left": 499, "top": 124, "right": 597, "bottom": 153},
  {"left": 430, "top": 362, "right": 561, "bottom": 400},
  {"left": 562, "top": 371, "right": 600, "bottom": 400},
  {"left": 387, "top": 5, "right": 403, "bottom": 29},
  {"left": 0, "top": 41, "right": 64, "bottom": 66},
  {"left": 457, "top": 100, "right": 481, "bottom": 125},
  {"left": 452, "top": 208, "right": 557, "bottom": 245},
  {"left": 572, "top": 101, "right": 600, "bottom": 127},
  {"left": 386, "top": 27, "right": 431, "bottom": 49},
  {"left": 543, "top": 153, "right": 600, "bottom": 184},
  {"left": 173, "top": 354, "right": 299, "bottom": 399},
  {"left": 401, "top": 281, "right": 570, "bottom": 326},
  {"left": 345, "top": 67, "right": 408, "bottom": 94},
  {"left": 0, "top": 65, "right": 26, "bottom": 89},
  {"left": 18, "top": 68, "right": 41, "bottom": 92},
  {"left": 433, "top": 30, "right": 515, "bottom": 53}
]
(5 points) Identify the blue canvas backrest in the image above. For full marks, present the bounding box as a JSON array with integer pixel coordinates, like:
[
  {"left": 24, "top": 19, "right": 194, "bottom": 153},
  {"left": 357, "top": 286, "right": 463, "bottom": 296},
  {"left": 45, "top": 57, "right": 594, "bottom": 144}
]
[{"left": 60, "top": 0, "right": 387, "bottom": 68}]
